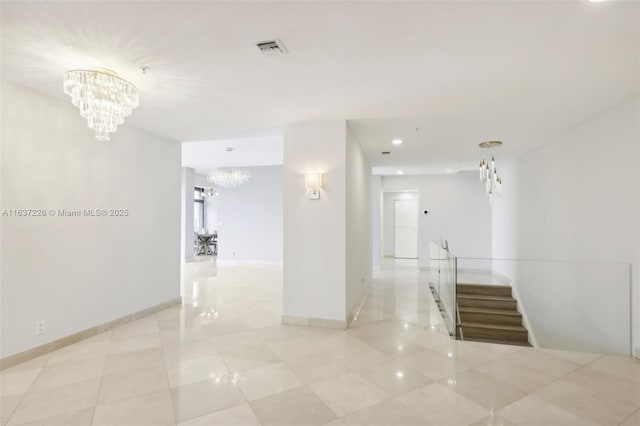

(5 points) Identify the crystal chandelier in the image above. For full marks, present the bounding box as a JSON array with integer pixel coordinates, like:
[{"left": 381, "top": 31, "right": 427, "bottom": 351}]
[
  {"left": 63, "top": 68, "right": 139, "bottom": 141},
  {"left": 203, "top": 187, "right": 219, "bottom": 198},
  {"left": 478, "top": 141, "right": 503, "bottom": 205},
  {"left": 206, "top": 169, "right": 251, "bottom": 188}
]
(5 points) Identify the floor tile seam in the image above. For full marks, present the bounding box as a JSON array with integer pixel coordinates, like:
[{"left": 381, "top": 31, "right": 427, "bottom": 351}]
[
  {"left": 45, "top": 337, "right": 111, "bottom": 367},
  {"left": 3, "top": 390, "right": 28, "bottom": 425},
  {"left": 328, "top": 388, "right": 396, "bottom": 421},
  {"left": 96, "top": 321, "right": 164, "bottom": 412},
  {"left": 494, "top": 393, "right": 602, "bottom": 426},
  {"left": 391, "top": 385, "right": 460, "bottom": 424},
  {"left": 308, "top": 377, "right": 395, "bottom": 420},
  {"left": 4, "top": 348, "right": 89, "bottom": 425},
  {"left": 617, "top": 407, "right": 639, "bottom": 425},
  {"left": 12, "top": 376, "right": 103, "bottom": 426},
  {"left": 98, "top": 363, "right": 171, "bottom": 399},
  {"left": 351, "top": 361, "right": 434, "bottom": 396},
  {"left": 92, "top": 388, "right": 173, "bottom": 426},
  {"left": 436, "top": 372, "right": 530, "bottom": 413},
  {"left": 544, "top": 356, "right": 599, "bottom": 387},
  {"left": 111, "top": 329, "right": 161, "bottom": 341},
  {"left": 530, "top": 383, "right": 638, "bottom": 426},
  {"left": 88, "top": 337, "right": 112, "bottom": 426},
  {"left": 36, "top": 352, "right": 110, "bottom": 383},
  {"left": 247, "top": 384, "right": 334, "bottom": 425},
  {"left": 242, "top": 402, "right": 265, "bottom": 426},
  {"left": 196, "top": 336, "right": 252, "bottom": 412},
  {"left": 168, "top": 390, "right": 247, "bottom": 426},
  {"left": 9, "top": 362, "right": 106, "bottom": 423},
  {"left": 531, "top": 365, "right": 640, "bottom": 410}
]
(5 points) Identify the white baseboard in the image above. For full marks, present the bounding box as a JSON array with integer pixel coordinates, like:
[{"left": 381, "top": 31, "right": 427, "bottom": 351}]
[
  {"left": 1, "top": 297, "right": 182, "bottom": 370},
  {"left": 347, "top": 285, "right": 372, "bottom": 327},
  {"left": 282, "top": 315, "right": 347, "bottom": 330}
]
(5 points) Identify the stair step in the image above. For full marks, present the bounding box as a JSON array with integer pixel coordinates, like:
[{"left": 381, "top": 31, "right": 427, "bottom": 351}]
[
  {"left": 459, "top": 321, "right": 528, "bottom": 342},
  {"left": 457, "top": 283, "right": 512, "bottom": 297},
  {"left": 458, "top": 307, "right": 520, "bottom": 315},
  {"left": 459, "top": 307, "right": 522, "bottom": 326},
  {"left": 461, "top": 336, "right": 532, "bottom": 347},
  {"left": 457, "top": 294, "right": 517, "bottom": 310}
]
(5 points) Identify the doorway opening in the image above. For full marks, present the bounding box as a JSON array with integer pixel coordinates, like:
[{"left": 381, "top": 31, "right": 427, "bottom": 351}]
[
  {"left": 394, "top": 198, "right": 418, "bottom": 259},
  {"left": 382, "top": 190, "right": 420, "bottom": 260}
]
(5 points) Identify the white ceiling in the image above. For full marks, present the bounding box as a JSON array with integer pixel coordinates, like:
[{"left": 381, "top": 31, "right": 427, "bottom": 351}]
[
  {"left": 182, "top": 131, "right": 283, "bottom": 174},
  {"left": 2, "top": 1, "right": 638, "bottom": 174}
]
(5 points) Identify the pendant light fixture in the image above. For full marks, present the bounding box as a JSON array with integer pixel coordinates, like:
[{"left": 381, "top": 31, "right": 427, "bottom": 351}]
[
  {"left": 63, "top": 68, "right": 139, "bottom": 141},
  {"left": 478, "top": 141, "right": 503, "bottom": 205}
]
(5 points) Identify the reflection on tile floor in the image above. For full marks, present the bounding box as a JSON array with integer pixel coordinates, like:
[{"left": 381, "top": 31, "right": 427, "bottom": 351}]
[{"left": 2, "top": 258, "right": 639, "bottom": 425}]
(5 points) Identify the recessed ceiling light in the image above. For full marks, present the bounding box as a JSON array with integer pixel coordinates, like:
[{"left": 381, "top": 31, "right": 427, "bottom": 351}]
[
  {"left": 396, "top": 170, "right": 404, "bottom": 175},
  {"left": 392, "top": 139, "right": 403, "bottom": 145}
]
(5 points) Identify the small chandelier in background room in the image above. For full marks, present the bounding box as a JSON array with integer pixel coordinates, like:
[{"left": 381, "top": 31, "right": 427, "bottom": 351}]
[
  {"left": 206, "top": 168, "right": 251, "bottom": 188},
  {"left": 63, "top": 68, "right": 139, "bottom": 141},
  {"left": 203, "top": 187, "right": 219, "bottom": 198},
  {"left": 478, "top": 141, "right": 503, "bottom": 205}
]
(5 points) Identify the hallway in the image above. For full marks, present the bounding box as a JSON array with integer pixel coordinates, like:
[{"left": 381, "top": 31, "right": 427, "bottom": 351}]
[{"left": 2, "top": 260, "right": 639, "bottom": 426}]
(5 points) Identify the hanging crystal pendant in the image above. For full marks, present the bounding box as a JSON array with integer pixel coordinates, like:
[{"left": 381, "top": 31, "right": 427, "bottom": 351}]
[
  {"left": 63, "top": 68, "right": 139, "bottom": 141},
  {"left": 206, "top": 168, "right": 251, "bottom": 188},
  {"left": 478, "top": 141, "right": 504, "bottom": 206}
]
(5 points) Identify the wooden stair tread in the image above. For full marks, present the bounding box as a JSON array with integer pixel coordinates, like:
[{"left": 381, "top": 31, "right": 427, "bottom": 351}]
[
  {"left": 457, "top": 294, "right": 515, "bottom": 302},
  {"left": 459, "top": 322, "right": 527, "bottom": 331},
  {"left": 462, "top": 337, "right": 532, "bottom": 347},
  {"left": 459, "top": 307, "right": 521, "bottom": 316},
  {"left": 457, "top": 283, "right": 509, "bottom": 287}
]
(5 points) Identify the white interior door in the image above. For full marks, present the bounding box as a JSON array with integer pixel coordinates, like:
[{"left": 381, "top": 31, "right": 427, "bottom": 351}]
[{"left": 394, "top": 199, "right": 418, "bottom": 258}]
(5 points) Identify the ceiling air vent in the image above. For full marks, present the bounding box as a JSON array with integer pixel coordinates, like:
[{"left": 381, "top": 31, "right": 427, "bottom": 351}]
[
  {"left": 256, "top": 38, "right": 288, "bottom": 56},
  {"left": 382, "top": 151, "right": 391, "bottom": 155}
]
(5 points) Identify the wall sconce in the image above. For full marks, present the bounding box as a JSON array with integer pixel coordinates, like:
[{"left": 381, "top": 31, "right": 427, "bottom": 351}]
[{"left": 305, "top": 173, "right": 323, "bottom": 200}]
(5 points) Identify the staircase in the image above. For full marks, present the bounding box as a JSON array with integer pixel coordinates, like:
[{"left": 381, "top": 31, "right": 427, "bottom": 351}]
[{"left": 456, "top": 283, "right": 531, "bottom": 346}]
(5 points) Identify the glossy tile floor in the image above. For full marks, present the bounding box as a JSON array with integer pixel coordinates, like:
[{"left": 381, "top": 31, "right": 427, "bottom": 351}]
[{"left": 2, "top": 258, "right": 639, "bottom": 426}]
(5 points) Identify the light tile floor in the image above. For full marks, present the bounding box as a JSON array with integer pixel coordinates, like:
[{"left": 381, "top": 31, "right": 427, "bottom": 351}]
[{"left": 1, "top": 258, "right": 639, "bottom": 426}]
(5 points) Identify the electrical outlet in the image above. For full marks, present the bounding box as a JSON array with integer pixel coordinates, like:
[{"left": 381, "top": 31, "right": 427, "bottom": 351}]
[{"left": 35, "top": 320, "right": 45, "bottom": 335}]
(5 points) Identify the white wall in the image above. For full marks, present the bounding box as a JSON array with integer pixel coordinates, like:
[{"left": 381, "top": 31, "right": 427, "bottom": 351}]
[
  {"left": 345, "top": 125, "right": 372, "bottom": 317},
  {"left": 213, "top": 166, "right": 283, "bottom": 263},
  {"left": 382, "top": 172, "right": 492, "bottom": 267},
  {"left": 191, "top": 168, "right": 282, "bottom": 263},
  {"left": 182, "top": 167, "right": 195, "bottom": 260},
  {"left": 283, "top": 121, "right": 347, "bottom": 322},
  {"left": 371, "top": 175, "right": 382, "bottom": 269},
  {"left": 492, "top": 96, "right": 639, "bottom": 355},
  {"left": 382, "top": 191, "right": 419, "bottom": 257},
  {"left": 1, "top": 81, "right": 181, "bottom": 358}
]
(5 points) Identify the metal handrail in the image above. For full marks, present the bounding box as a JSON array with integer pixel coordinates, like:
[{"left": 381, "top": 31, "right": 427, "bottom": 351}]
[{"left": 456, "top": 302, "right": 463, "bottom": 341}]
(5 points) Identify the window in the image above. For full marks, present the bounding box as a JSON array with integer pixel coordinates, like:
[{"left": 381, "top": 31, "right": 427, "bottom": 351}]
[{"left": 194, "top": 187, "right": 205, "bottom": 233}]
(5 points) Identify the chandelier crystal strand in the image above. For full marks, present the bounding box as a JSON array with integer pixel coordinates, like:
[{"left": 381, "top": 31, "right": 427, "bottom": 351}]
[
  {"left": 478, "top": 141, "right": 503, "bottom": 205},
  {"left": 206, "top": 168, "right": 251, "bottom": 188},
  {"left": 63, "top": 68, "right": 139, "bottom": 141}
]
